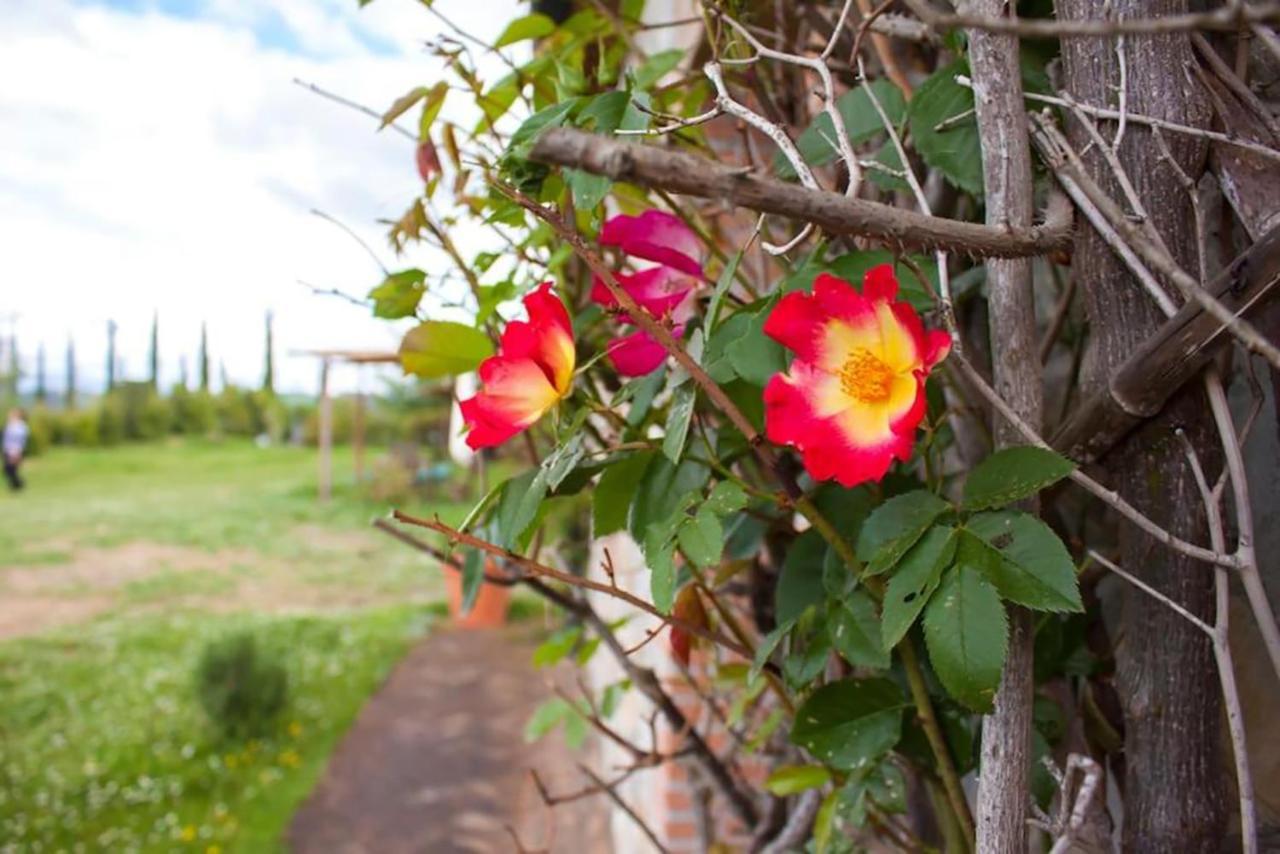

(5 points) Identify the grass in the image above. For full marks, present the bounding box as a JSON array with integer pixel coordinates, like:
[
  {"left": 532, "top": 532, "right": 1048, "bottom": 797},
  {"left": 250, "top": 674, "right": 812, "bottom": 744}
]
[
  {"left": 0, "top": 438, "right": 495, "bottom": 852},
  {"left": 0, "top": 606, "right": 440, "bottom": 853}
]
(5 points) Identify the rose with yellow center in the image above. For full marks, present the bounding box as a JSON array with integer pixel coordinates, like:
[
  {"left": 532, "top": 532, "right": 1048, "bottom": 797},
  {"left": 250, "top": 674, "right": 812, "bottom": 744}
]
[{"left": 762, "top": 266, "right": 951, "bottom": 488}]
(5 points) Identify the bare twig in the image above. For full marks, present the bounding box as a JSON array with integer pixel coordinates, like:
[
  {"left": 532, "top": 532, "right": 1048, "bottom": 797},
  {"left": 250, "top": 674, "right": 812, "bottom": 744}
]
[
  {"left": 1031, "top": 113, "right": 1280, "bottom": 370},
  {"left": 577, "top": 763, "right": 671, "bottom": 853},
  {"left": 293, "top": 78, "right": 417, "bottom": 143},
  {"left": 391, "top": 510, "right": 753, "bottom": 659}
]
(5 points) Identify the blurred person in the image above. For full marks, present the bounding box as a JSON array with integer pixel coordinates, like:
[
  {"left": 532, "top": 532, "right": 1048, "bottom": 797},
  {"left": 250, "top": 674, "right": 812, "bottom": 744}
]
[{"left": 4, "top": 408, "right": 28, "bottom": 491}]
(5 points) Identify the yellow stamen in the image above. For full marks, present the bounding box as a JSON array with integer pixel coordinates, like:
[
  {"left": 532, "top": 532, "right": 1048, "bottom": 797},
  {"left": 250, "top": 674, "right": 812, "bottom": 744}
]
[{"left": 839, "top": 348, "right": 895, "bottom": 403}]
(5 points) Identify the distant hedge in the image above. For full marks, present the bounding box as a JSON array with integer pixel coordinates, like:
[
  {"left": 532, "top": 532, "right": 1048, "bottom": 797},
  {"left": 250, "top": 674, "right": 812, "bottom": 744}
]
[{"left": 20, "top": 384, "right": 445, "bottom": 454}]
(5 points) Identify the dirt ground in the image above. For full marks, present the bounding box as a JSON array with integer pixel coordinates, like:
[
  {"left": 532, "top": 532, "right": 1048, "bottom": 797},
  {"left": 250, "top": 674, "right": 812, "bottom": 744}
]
[
  {"left": 0, "top": 530, "right": 434, "bottom": 640},
  {"left": 288, "top": 625, "right": 612, "bottom": 854}
]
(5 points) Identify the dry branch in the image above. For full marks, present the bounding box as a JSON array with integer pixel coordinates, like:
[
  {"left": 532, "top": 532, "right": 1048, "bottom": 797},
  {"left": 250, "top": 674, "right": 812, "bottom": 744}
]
[
  {"left": 1051, "top": 224, "right": 1280, "bottom": 462},
  {"left": 528, "top": 128, "right": 1072, "bottom": 259},
  {"left": 921, "top": 1, "right": 1280, "bottom": 36}
]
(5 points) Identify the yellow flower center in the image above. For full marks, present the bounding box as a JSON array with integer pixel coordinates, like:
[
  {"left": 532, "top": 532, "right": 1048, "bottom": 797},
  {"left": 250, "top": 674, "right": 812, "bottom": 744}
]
[{"left": 839, "top": 348, "right": 895, "bottom": 403}]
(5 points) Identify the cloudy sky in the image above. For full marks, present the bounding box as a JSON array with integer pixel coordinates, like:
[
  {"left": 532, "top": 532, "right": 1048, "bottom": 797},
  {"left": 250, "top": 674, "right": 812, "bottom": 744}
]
[{"left": 1, "top": 0, "right": 520, "bottom": 396}]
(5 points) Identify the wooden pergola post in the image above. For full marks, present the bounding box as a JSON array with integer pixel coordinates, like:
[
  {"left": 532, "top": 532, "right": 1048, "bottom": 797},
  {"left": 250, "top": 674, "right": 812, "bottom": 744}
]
[
  {"left": 318, "top": 357, "right": 332, "bottom": 503},
  {"left": 291, "top": 348, "right": 399, "bottom": 504}
]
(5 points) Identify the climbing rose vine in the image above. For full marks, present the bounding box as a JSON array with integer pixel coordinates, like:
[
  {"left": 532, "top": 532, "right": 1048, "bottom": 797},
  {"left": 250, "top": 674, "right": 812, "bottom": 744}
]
[{"left": 369, "top": 5, "right": 1098, "bottom": 848}]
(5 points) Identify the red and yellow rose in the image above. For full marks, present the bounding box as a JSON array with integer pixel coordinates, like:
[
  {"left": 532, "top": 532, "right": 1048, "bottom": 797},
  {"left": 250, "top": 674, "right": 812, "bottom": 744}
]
[{"left": 763, "top": 265, "right": 950, "bottom": 487}]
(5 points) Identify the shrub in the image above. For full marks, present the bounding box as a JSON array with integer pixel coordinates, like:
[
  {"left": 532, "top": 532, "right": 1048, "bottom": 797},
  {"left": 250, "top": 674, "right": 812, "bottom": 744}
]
[
  {"left": 23, "top": 405, "right": 54, "bottom": 456},
  {"left": 71, "top": 407, "right": 101, "bottom": 446},
  {"left": 252, "top": 390, "right": 289, "bottom": 443},
  {"left": 111, "top": 382, "right": 170, "bottom": 441},
  {"left": 170, "top": 386, "right": 217, "bottom": 436},
  {"left": 97, "top": 395, "right": 125, "bottom": 445},
  {"left": 215, "top": 387, "right": 259, "bottom": 437},
  {"left": 194, "top": 633, "right": 288, "bottom": 740}
]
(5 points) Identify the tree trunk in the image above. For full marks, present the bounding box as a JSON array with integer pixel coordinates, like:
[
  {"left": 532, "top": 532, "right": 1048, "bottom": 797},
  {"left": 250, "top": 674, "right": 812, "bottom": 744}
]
[
  {"left": 965, "top": 0, "right": 1042, "bottom": 849},
  {"left": 1056, "top": 0, "right": 1230, "bottom": 847}
]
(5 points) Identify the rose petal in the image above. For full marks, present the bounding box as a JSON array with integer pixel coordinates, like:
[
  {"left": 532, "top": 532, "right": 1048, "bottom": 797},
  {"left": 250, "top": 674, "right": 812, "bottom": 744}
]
[
  {"left": 600, "top": 211, "right": 703, "bottom": 277},
  {"left": 606, "top": 330, "right": 671, "bottom": 377},
  {"left": 461, "top": 355, "right": 561, "bottom": 450}
]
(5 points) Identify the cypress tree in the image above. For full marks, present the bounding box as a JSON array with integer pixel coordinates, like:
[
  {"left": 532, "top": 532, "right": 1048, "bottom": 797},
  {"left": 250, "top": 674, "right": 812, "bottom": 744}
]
[
  {"left": 4, "top": 336, "right": 18, "bottom": 400},
  {"left": 148, "top": 312, "right": 160, "bottom": 389},
  {"left": 198, "top": 322, "right": 210, "bottom": 392},
  {"left": 106, "top": 320, "right": 118, "bottom": 391},
  {"left": 35, "top": 343, "right": 47, "bottom": 403},
  {"left": 178, "top": 355, "right": 189, "bottom": 389},
  {"left": 262, "top": 311, "right": 275, "bottom": 394},
  {"left": 65, "top": 337, "right": 77, "bottom": 409}
]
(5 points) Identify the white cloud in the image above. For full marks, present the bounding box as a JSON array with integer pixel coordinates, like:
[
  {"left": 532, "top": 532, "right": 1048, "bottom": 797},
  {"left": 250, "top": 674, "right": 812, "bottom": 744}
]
[{"left": 0, "top": 0, "right": 521, "bottom": 396}]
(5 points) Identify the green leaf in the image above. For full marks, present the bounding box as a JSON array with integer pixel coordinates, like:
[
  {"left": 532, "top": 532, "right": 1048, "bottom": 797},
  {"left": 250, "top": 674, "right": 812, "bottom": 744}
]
[
  {"left": 369, "top": 268, "right": 426, "bottom": 319},
  {"left": 867, "top": 762, "right": 907, "bottom": 813},
  {"left": 704, "top": 481, "right": 749, "bottom": 516},
  {"left": 562, "top": 706, "right": 589, "bottom": 748},
  {"left": 662, "top": 384, "right": 696, "bottom": 463},
  {"left": 628, "top": 455, "right": 708, "bottom": 544},
  {"left": 908, "top": 60, "right": 984, "bottom": 195},
  {"left": 702, "top": 311, "right": 750, "bottom": 383},
  {"left": 789, "top": 678, "right": 906, "bottom": 770},
  {"left": 765, "top": 765, "right": 832, "bottom": 796},
  {"left": 814, "top": 790, "right": 839, "bottom": 854},
  {"left": 678, "top": 508, "right": 723, "bottom": 568},
  {"left": 784, "top": 621, "right": 832, "bottom": 688},
  {"left": 923, "top": 564, "right": 1007, "bottom": 712},
  {"left": 593, "top": 451, "right": 653, "bottom": 536},
  {"left": 566, "top": 91, "right": 650, "bottom": 209},
  {"left": 479, "top": 76, "right": 523, "bottom": 130},
  {"left": 399, "top": 321, "right": 494, "bottom": 379},
  {"left": 641, "top": 490, "right": 697, "bottom": 613},
  {"left": 504, "top": 99, "right": 581, "bottom": 160},
  {"left": 632, "top": 48, "right": 684, "bottom": 89},
  {"left": 777, "top": 530, "right": 827, "bottom": 625},
  {"left": 750, "top": 619, "right": 794, "bottom": 683},
  {"left": 460, "top": 548, "right": 484, "bottom": 614},
  {"left": 524, "top": 697, "right": 570, "bottom": 741},
  {"left": 867, "top": 141, "right": 910, "bottom": 193},
  {"left": 812, "top": 482, "right": 877, "bottom": 540},
  {"left": 381, "top": 86, "right": 428, "bottom": 128},
  {"left": 963, "top": 446, "right": 1075, "bottom": 511},
  {"left": 776, "top": 80, "right": 908, "bottom": 179},
  {"left": 540, "top": 433, "right": 586, "bottom": 492},
  {"left": 727, "top": 304, "right": 787, "bottom": 386},
  {"left": 830, "top": 592, "right": 890, "bottom": 669},
  {"left": 494, "top": 470, "right": 545, "bottom": 551},
  {"left": 532, "top": 625, "right": 582, "bottom": 668},
  {"left": 644, "top": 527, "right": 680, "bottom": 614},
  {"left": 855, "top": 490, "right": 950, "bottom": 576},
  {"left": 966, "top": 512, "right": 1084, "bottom": 612},
  {"left": 706, "top": 249, "right": 743, "bottom": 333},
  {"left": 418, "top": 82, "right": 449, "bottom": 140},
  {"left": 881, "top": 525, "right": 957, "bottom": 651},
  {"left": 495, "top": 12, "right": 556, "bottom": 47}
]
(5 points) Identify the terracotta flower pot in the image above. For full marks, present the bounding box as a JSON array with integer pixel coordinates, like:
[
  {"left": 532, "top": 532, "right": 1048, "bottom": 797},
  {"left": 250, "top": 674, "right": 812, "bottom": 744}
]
[{"left": 442, "top": 559, "right": 510, "bottom": 628}]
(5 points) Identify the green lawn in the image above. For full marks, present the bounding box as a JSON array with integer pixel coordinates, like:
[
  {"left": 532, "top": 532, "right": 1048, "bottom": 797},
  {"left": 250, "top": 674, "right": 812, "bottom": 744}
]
[{"left": 0, "top": 439, "right": 484, "bottom": 852}]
